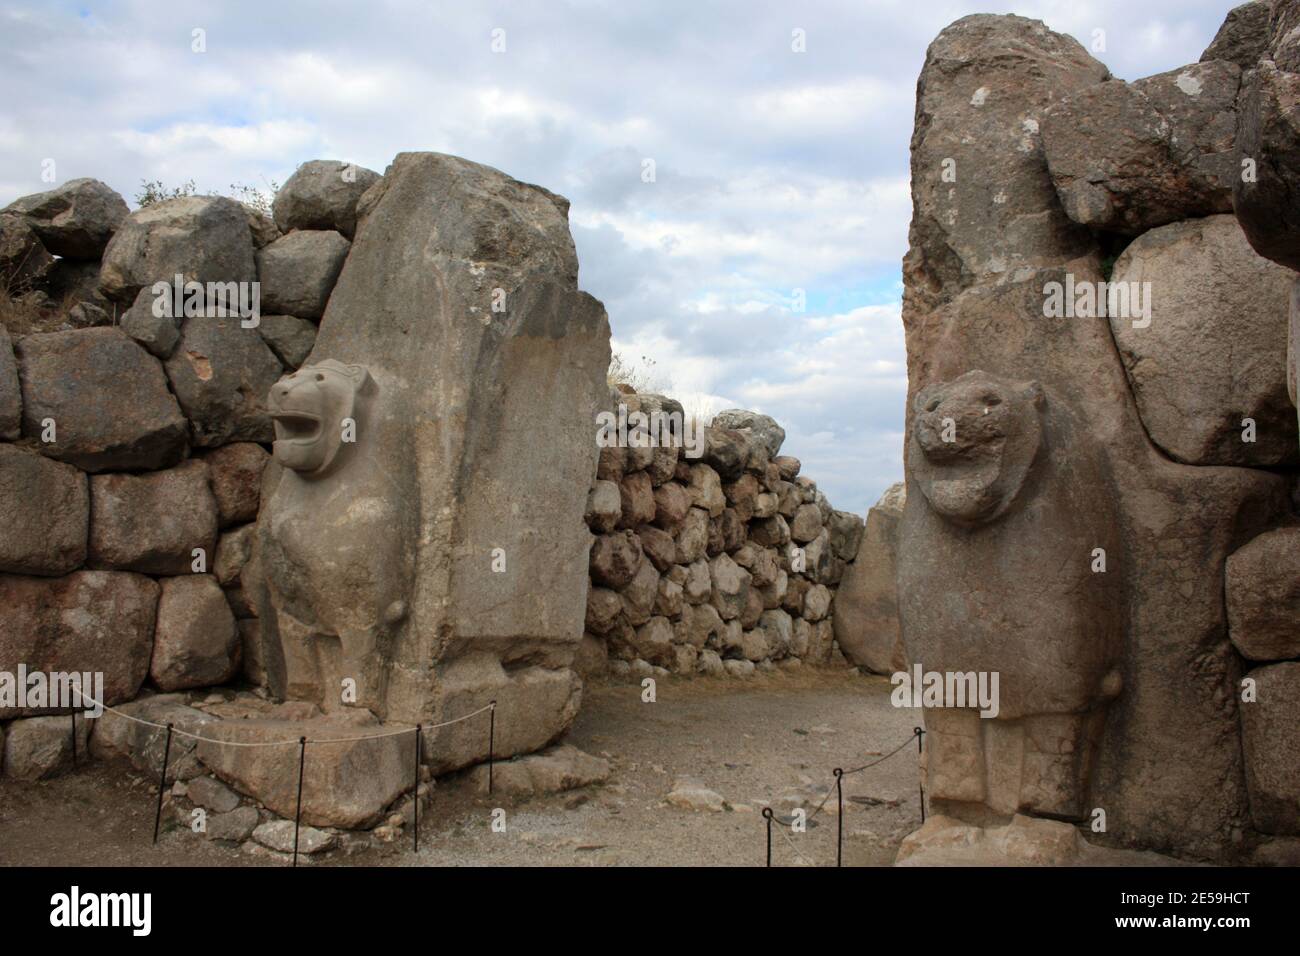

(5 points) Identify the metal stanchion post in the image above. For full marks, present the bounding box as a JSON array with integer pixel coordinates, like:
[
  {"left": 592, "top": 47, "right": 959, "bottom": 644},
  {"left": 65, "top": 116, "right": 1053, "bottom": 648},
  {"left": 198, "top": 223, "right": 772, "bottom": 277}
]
[
  {"left": 293, "top": 736, "right": 307, "bottom": 867},
  {"left": 152, "top": 723, "right": 174, "bottom": 845},
  {"left": 488, "top": 701, "right": 496, "bottom": 795},
  {"left": 833, "top": 768, "right": 844, "bottom": 867},
  {"left": 762, "top": 807, "right": 774, "bottom": 867},
  {"left": 914, "top": 726, "right": 926, "bottom": 824},
  {"left": 413, "top": 724, "right": 422, "bottom": 853}
]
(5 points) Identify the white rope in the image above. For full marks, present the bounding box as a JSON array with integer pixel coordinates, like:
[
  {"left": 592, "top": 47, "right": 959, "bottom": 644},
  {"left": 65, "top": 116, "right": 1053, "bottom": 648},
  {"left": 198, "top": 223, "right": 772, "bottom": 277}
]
[
  {"left": 71, "top": 688, "right": 495, "bottom": 748},
  {"left": 774, "top": 820, "right": 819, "bottom": 867}
]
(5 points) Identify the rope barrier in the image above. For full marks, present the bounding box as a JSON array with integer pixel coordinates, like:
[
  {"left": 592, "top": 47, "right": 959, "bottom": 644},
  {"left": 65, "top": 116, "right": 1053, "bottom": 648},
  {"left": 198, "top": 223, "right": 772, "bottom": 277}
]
[
  {"left": 763, "top": 725, "right": 926, "bottom": 868},
  {"left": 69, "top": 687, "right": 494, "bottom": 746}
]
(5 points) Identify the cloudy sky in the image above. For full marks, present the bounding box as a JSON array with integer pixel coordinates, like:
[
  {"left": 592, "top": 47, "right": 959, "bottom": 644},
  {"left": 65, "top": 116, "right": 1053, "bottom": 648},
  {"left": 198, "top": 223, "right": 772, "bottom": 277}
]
[{"left": 0, "top": 0, "right": 1242, "bottom": 511}]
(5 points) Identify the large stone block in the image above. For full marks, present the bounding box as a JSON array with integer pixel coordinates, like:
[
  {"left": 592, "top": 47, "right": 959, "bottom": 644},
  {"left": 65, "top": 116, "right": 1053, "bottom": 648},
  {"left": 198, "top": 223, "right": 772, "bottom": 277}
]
[
  {"left": 200, "top": 441, "right": 269, "bottom": 528},
  {"left": 4, "top": 178, "right": 128, "bottom": 259},
  {"left": 163, "top": 316, "right": 284, "bottom": 447},
  {"left": 0, "top": 443, "right": 87, "bottom": 575},
  {"left": 420, "top": 653, "right": 581, "bottom": 774},
  {"left": 1, "top": 713, "right": 92, "bottom": 780},
  {"left": 1234, "top": 58, "right": 1300, "bottom": 270},
  {"left": 902, "top": 14, "right": 1106, "bottom": 321},
  {"left": 833, "top": 483, "right": 906, "bottom": 674},
  {"left": 0, "top": 213, "right": 54, "bottom": 291},
  {"left": 88, "top": 460, "right": 218, "bottom": 575},
  {"left": 711, "top": 408, "right": 785, "bottom": 458},
  {"left": 1110, "top": 215, "right": 1296, "bottom": 466},
  {"left": 1042, "top": 61, "right": 1241, "bottom": 234},
  {"left": 255, "top": 230, "right": 349, "bottom": 320},
  {"left": 99, "top": 195, "right": 256, "bottom": 303},
  {"left": 15, "top": 327, "right": 188, "bottom": 472},
  {"left": 1240, "top": 662, "right": 1300, "bottom": 834},
  {"left": 0, "top": 570, "right": 158, "bottom": 718},
  {"left": 197, "top": 712, "right": 413, "bottom": 829},
  {"left": 1200, "top": 1, "right": 1271, "bottom": 70},
  {"left": 255, "top": 152, "right": 609, "bottom": 772},
  {"left": 272, "top": 160, "right": 381, "bottom": 238},
  {"left": 90, "top": 693, "right": 219, "bottom": 782},
  {"left": 1227, "top": 528, "right": 1300, "bottom": 661},
  {"left": 150, "top": 574, "right": 240, "bottom": 692},
  {"left": 0, "top": 325, "right": 22, "bottom": 440}
]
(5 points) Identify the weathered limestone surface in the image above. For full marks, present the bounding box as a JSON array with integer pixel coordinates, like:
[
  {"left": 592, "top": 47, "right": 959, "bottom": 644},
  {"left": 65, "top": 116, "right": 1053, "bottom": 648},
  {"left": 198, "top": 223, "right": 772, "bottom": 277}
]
[
  {"left": 1233, "top": 2, "right": 1300, "bottom": 271},
  {"left": 255, "top": 152, "right": 610, "bottom": 775},
  {"left": 1109, "top": 215, "right": 1296, "bottom": 466},
  {"left": 1201, "top": 1, "right": 1272, "bottom": 70},
  {"left": 1239, "top": 662, "right": 1300, "bottom": 834},
  {"left": 163, "top": 316, "right": 283, "bottom": 448},
  {"left": 197, "top": 713, "right": 413, "bottom": 828},
  {"left": 1042, "top": 62, "right": 1241, "bottom": 234},
  {"left": 833, "top": 482, "right": 906, "bottom": 674},
  {"left": 1227, "top": 527, "right": 1300, "bottom": 662},
  {"left": 0, "top": 325, "right": 20, "bottom": 440},
  {"left": 901, "top": 14, "right": 1106, "bottom": 323}
]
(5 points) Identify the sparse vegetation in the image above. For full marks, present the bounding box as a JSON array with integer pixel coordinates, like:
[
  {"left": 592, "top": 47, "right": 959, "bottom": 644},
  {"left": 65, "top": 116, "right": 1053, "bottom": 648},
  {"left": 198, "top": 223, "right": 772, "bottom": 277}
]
[
  {"left": 134, "top": 178, "right": 197, "bottom": 207},
  {"left": 134, "top": 178, "right": 280, "bottom": 217},
  {"left": 608, "top": 350, "right": 669, "bottom": 393}
]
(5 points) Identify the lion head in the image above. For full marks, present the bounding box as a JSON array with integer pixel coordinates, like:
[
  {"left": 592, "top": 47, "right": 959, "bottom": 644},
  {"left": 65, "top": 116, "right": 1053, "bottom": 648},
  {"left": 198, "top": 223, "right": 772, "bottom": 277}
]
[
  {"left": 910, "top": 370, "right": 1043, "bottom": 526},
  {"left": 268, "top": 360, "right": 375, "bottom": 478}
]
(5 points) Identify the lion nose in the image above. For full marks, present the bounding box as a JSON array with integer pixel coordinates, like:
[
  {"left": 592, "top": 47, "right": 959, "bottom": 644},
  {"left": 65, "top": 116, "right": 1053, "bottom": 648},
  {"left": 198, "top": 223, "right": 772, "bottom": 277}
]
[{"left": 916, "top": 413, "right": 965, "bottom": 461}]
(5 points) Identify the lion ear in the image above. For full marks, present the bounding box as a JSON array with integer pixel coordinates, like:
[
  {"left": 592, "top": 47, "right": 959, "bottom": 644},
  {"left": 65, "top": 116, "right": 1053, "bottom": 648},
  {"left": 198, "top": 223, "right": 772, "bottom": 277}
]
[
  {"left": 914, "top": 384, "right": 938, "bottom": 413},
  {"left": 346, "top": 364, "right": 376, "bottom": 394}
]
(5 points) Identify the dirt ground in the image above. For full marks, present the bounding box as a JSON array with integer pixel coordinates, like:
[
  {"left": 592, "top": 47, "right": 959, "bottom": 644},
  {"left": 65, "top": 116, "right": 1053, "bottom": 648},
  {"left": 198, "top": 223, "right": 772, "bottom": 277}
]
[{"left": 0, "top": 667, "right": 927, "bottom": 867}]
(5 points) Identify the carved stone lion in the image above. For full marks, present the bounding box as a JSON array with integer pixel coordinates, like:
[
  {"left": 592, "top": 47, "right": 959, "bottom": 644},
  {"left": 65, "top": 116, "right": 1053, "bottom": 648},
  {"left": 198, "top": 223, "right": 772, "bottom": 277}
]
[
  {"left": 256, "top": 360, "right": 415, "bottom": 716},
  {"left": 898, "top": 369, "right": 1124, "bottom": 821}
]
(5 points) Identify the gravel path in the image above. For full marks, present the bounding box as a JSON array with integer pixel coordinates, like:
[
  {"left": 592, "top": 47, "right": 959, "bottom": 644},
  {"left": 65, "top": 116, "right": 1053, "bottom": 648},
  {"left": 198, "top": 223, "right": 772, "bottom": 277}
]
[{"left": 0, "top": 668, "right": 922, "bottom": 867}]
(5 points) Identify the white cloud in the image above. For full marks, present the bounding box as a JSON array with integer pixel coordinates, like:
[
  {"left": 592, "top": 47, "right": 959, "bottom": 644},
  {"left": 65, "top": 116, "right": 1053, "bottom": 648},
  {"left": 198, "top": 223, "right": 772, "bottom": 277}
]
[{"left": 0, "top": 0, "right": 1235, "bottom": 507}]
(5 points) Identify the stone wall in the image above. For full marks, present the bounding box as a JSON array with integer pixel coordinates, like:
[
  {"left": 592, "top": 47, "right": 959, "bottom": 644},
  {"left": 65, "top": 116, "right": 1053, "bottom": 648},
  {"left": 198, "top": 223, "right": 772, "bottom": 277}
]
[
  {"left": 0, "top": 156, "right": 869, "bottom": 802},
  {"left": 577, "top": 396, "right": 864, "bottom": 680},
  {"left": 0, "top": 164, "right": 363, "bottom": 782}
]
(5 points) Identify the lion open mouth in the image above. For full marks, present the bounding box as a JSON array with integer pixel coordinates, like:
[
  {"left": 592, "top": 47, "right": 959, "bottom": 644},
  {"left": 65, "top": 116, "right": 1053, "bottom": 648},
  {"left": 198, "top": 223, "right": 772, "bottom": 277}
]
[{"left": 272, "top": 410, "right": 323, "bottom": 446}]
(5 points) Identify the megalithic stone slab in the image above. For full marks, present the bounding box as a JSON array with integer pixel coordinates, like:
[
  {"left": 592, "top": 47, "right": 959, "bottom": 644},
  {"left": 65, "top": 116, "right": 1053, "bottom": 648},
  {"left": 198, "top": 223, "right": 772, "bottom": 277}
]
[
  {"left": 255, "top": 152, "right": 610, "bottom": 774},
  {"left": 833, "top": 483, "right": 906, "bottom": 675},
  {"left": 898, "top": 14, "right": 1291, "bottom": 860}
]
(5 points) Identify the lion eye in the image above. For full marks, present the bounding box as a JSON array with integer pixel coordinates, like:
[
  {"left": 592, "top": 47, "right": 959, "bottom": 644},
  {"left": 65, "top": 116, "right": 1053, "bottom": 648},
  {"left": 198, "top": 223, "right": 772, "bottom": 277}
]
[
  {"left": 925, "top": 399, "right": 940, "bottom": 412},
  {"left": 315, "top": 373, "right": 325, "bottom": 382},
  {"left": 984, "top": 395, "right": 1002, "bottom": 407}
]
